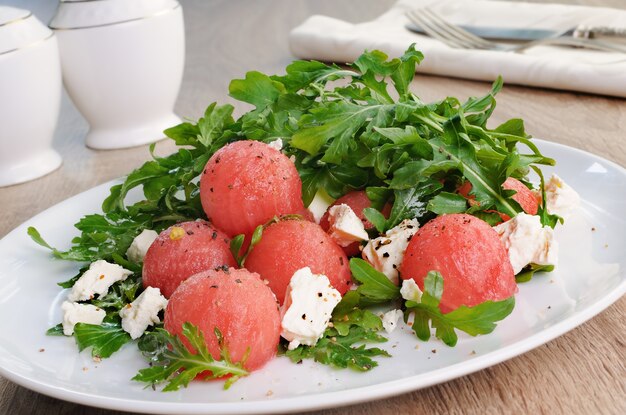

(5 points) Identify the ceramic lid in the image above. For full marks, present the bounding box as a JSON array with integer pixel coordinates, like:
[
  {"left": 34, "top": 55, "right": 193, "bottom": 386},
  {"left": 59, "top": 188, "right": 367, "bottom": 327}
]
[
  {"left": 0, "top": 7, "right": 52, "bottom": 56},
  {"left": 49, "top": 0, "right": 179, "bottom": 30}
]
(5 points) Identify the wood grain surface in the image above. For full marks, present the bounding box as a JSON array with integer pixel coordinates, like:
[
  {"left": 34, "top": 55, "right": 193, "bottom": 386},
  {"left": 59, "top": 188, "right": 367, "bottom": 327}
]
[{"left": 1, "top": 1, "right": 625, "bottom": 414}]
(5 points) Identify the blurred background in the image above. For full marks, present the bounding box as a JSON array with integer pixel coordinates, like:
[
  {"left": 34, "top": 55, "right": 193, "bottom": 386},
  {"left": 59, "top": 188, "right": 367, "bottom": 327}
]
[{"left": 4, "top": 0, "right": 626, "bottom": 140}]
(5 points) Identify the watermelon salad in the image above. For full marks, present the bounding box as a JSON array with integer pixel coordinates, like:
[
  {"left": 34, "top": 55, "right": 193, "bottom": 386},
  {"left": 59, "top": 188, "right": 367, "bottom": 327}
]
[{"left": 29, "top": 45, "right": 581, "bottom": 391}]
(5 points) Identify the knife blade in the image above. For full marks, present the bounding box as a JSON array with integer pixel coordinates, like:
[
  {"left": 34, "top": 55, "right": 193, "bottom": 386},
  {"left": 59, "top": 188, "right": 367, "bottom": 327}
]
[{"left": 405, "top": 21, "right": 570, "bottom": 42}]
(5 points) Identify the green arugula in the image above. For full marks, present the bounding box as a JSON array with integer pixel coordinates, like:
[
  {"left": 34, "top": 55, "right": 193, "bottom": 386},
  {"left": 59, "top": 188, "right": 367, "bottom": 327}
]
[
  {"left": 46, "top": 323, "right": 65, "bottom": 336},
  {"left": 73, "top": 321, "right": 132, "bottom": 358},
  {"left": 133, "top": 322, "right": 248, "bottom": 391},
  {"left": 406, "top": 272, "right": 515, "bottom": 347},
  {"left": 531, "top": 165, "right": 562, "bottom": 228},
  {"left": 348, "top": 258, "right": 400, "bottom": 306},
  {"left": 283, "top": 295, "right": 390, "bottom": 371},
  {"left": 230, "top": 224, "right": 264, "bottom": 267},
  {"left": 515, "top": 263, "right": 555, "bottom": 283}
]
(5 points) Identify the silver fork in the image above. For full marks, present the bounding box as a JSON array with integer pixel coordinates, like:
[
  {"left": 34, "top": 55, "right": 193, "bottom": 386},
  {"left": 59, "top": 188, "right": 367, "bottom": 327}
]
[{"left": 406, "top": 8, "right": 626, "bottom": 54}]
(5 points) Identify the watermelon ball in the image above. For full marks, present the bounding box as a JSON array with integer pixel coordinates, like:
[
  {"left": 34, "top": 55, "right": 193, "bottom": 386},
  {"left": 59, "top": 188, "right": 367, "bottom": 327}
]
[
  {"left": 319, "top": 190, "right": 391, "bottom": 256},
  {"left": 457, "top": 178, "right": 539, "bottom": 218},
  {"left": 245, "top": 218, "right": 352, "bottom": 304},
  {"left": 400, "top": 214, "right": 516, "bottom": 313},
  {"left": 164, "top": 268, "right": 280, "bottom": 373},
  {"left": 200, "top": 140, "right": 305, "bottom": 238},
  {"left": 143, "top": 220, "right": 236, "bottom": 298}
]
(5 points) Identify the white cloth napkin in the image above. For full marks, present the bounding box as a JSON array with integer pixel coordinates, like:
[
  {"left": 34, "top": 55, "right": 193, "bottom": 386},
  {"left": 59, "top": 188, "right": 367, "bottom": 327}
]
[{"left": 289, "top": 0, "right": 626, "bottom": 97}]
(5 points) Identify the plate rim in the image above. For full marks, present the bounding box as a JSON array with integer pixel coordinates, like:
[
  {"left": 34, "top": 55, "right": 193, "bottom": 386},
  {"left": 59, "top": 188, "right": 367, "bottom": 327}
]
[{"left": 0, "top": 139, "right": 625, "bottom": 414}]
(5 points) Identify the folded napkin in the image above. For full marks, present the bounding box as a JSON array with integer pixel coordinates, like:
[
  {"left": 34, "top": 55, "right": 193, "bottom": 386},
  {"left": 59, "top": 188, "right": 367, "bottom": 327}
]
[{"left": 290, "top": 0, "right": 626, "bottom": 97}]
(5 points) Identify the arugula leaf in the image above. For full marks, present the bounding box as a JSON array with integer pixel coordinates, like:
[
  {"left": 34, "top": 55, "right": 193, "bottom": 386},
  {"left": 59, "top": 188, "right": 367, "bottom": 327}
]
[
  {"left": 390, "top": 44, "right": 424, "bottom": 99},
  {"left": 385, "top": 180, "right": 442, "bottom": 229},
  {"left": 495, "top": 118, "right": 526, "bottom": 137},
  {"left": 284, "top": 326, "right": 390, "bottom": 371},
  {"left": 91, "top": 275, "right": 142, "bottom": 311},
  {"left": 348, "top": 258, "right": 400, "bottom": 305},
  {"left": 73, "top": 321, "right": 132, "bottom": 358},
  {"left": 46, "top": 323, "right": 65, "bottom": 336},
  {"left": 197, "top": 103, "right": 235, "bottom": 147},
  {"left": 229, "top": 234, "right": 245, "bottom": 266},
  {"left": 531, "top": 165, "right": 562, "bottom": 228},
  {"left": 27, "top": 227, "right": 57, "bottom": 252},
  {"left": 229, "top": 224, "right": 265, "bottom": 267},
  {"left": 363, "top": 207, "right": 387, "bottom": 234},
  {"left": 229, "top": 71, "right": 283, "bottom": 109},
  {"left": 57, "top": 267, "right": 87, "bottom": 289},
  {"left": 291, "top": 101, "right": 388, "bottom": 159},
  {"left": 133, "top": 323, "right": 248, "bottom": 391},
  {"left": 427, "top": 192, "right": 468, "bottom": 214},
  {"left": 271, "top": 60, "right": 351, "bottom": 93},
  {"left": 405, "top": 272, "right": 515, "bottom": 346},
  {"left": 516, "top": 263, "right": 555, "bottom": 283},
  {"left": 437, "top": 117, "right": 520, "bottom": 217}
]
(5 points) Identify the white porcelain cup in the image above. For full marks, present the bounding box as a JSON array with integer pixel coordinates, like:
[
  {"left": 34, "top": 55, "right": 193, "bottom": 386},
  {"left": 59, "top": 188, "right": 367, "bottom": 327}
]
[
  {"left": 0, "top": 7, "right": 62, "bottom": 187},
  {"left": 50, "top": 0, "right": 185, "bottom": 150}
]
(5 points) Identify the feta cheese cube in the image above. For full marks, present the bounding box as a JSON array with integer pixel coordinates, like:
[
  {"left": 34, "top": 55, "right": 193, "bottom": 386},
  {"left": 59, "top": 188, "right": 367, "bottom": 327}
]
[
  {"left": 126, "top": 229, "right": 158, "bottom": 263},
  {"left": 119, "top": 287, "right": 168, "bottom": 339},
  {"left": 68, "top": 260, "right": 133, "bottom": 302},
  {"left": 61, "top": 301, "right": 106, "bottom": 336},
  {"left": 400, "top": 278, "right": 423, "bottom": 303},
  {"left": 494, "top": 212, "right": 558, "bottom": 274},
  {"left": 327, "top": 204, "right": 369, "bottom": 247},
  {"left": 268, "top": 138, "right": 283, "bottom": 151},
  {"left": 544, "top": 174, "right": 580, "bottom": 219},
  {"left": 362, "top": 219, "right": 420, "bottom": 285},
  {"left": 280, "top": 267, "right": 341, "bottom": 350},
  {"left": 381, "top": 309, "right": 403, "bottom": 333}
]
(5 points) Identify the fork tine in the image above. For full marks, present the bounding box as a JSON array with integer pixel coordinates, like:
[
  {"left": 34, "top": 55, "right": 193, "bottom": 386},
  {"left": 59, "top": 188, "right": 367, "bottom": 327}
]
[
  {"left": 420, "top": 8, "right": 493, "bottom": 49},
  {"left": 406, "top": 10, "right": 474, "bottom": 49}
]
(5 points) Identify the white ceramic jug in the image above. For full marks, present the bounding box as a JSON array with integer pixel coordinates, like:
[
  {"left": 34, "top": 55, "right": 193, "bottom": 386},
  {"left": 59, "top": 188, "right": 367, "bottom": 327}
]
[
  {"left": 49, "top": 0, "right": 185, "bottom": 150},
  {"left": 0, "top": 7, "right": 62, "bottom": 187}
]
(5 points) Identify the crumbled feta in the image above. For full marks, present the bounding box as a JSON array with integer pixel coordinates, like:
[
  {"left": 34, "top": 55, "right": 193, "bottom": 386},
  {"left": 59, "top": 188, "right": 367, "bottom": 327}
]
[
  {"left": 494, "top": 213, "right": 558, "bottom": 274},
  {"left": 68, "top": 260, "right": 133, "bottom": 302},
  {"left": 381, "top": 309, "right": 403, "bottom": 333},
  {"left": 61, "top": 301, "right": 106, "bottom": 336},
  {"left": 280, "top": 267, "right": 341, "bottom": 350},
  {"left": 307, "top": 189, "right": 334, "bottom": 224},
  {"left": 268, "top": 138, "right": 283, "bottom": 151},
  {"left": 362, "top": 219, "right": 420, "bottom": 285},
  {"left": 327, "top": 204, "right": 369, "bottom": 247},
  {"left": 400, "top": 278, "right": 423, "bottom": 303},
  {"left": 119, "top": 287, "right": 168, "bottom": 339},
  {"left": 544, "top": 174, "right": 580, "bottom": 219},
  {"left": 126, "top": 229, "right": 158, "bottom": 263}
]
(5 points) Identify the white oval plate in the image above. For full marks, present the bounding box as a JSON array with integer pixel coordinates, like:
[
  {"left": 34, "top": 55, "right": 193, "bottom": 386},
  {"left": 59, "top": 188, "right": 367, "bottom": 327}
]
[{"left": 0, "top": 140, "right": 624, "bottom": 414}]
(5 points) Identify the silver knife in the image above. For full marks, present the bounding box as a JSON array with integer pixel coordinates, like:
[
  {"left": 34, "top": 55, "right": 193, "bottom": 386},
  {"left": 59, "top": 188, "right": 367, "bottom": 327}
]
[{"left": 405, "top": 21, "right": 626, "bottom": 42}]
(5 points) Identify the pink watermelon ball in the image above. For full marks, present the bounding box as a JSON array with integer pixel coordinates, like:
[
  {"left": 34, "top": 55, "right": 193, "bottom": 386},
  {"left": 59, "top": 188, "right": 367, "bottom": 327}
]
[
  {"left": 245, "top": 218, "right": 352, "bottom": 304},
  {"left": 400, "top": 214, "right": 516, "bottom": 313},
  {"left": 164, "top": 267, "right": 281, "bottom": 373},
  {"left": 200, "top": 140, "right": 305, "bottom": 239},
  {"left": 142, "top": 220, "right": 236, "bottom": 298}
]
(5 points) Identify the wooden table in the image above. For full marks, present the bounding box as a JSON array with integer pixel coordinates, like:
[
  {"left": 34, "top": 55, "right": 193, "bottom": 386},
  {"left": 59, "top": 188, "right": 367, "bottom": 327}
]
[{"left": 1, "top": 1, "right": 625, "bottom": 414}]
